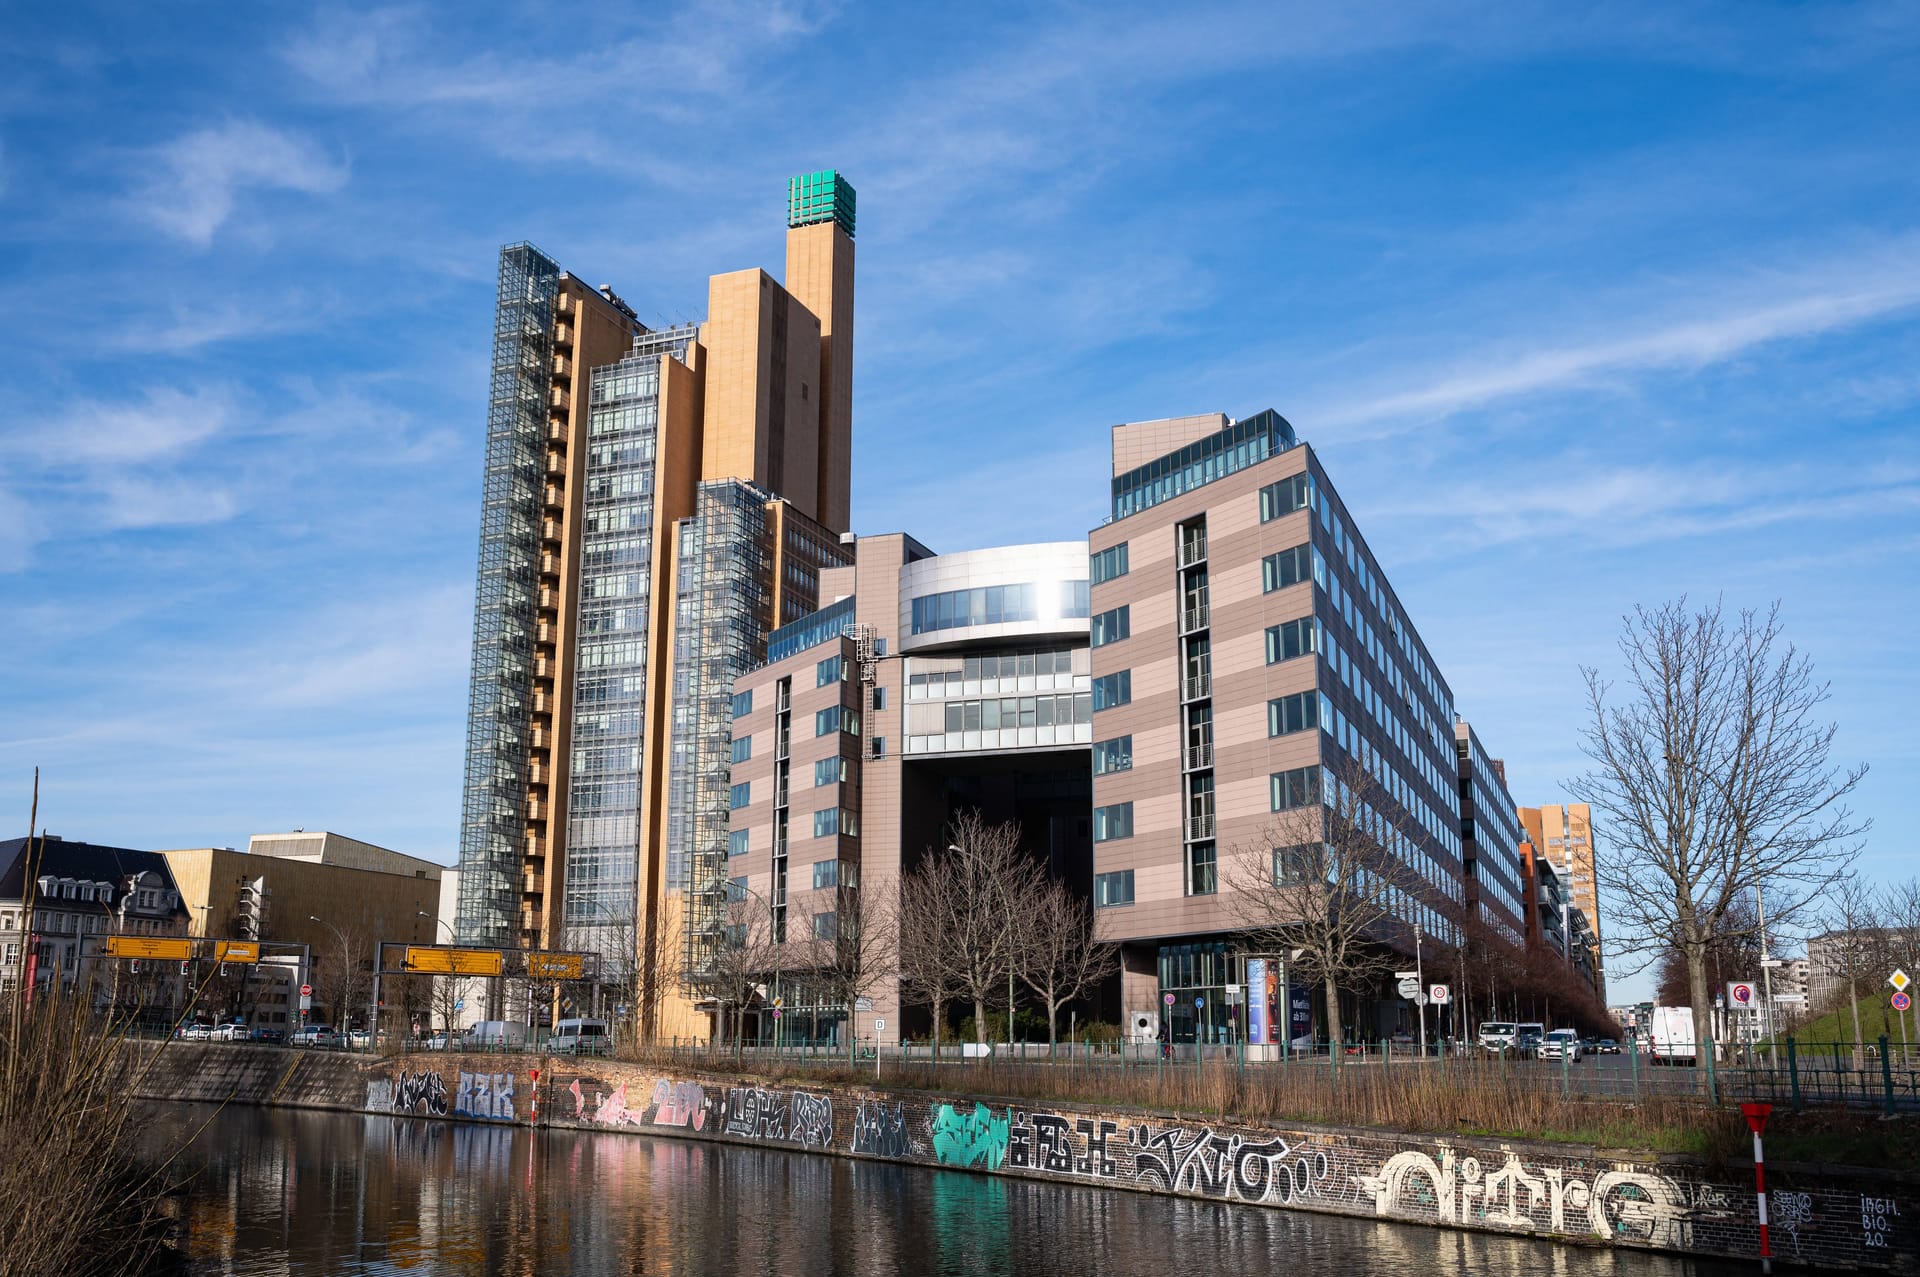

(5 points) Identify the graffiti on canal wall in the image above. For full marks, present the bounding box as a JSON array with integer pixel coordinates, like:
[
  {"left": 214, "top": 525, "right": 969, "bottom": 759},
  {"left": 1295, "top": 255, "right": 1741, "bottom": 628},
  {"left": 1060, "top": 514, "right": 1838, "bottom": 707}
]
[{"left": 454, "top": 1070, "right": 514, "bottom": 1121}]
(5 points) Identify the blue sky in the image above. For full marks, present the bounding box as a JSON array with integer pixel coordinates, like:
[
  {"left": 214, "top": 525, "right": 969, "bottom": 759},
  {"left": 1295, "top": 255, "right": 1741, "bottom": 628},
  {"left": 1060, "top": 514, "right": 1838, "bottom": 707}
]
[{"left": 2, "top": 3, "right": 1915, "bottom": 997}]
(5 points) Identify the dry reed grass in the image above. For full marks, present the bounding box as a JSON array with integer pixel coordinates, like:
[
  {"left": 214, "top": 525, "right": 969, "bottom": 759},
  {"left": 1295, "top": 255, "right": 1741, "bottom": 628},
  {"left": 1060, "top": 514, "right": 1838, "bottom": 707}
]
[{"left": 0, "top": 986, "right": 184, "bottom": 1277}]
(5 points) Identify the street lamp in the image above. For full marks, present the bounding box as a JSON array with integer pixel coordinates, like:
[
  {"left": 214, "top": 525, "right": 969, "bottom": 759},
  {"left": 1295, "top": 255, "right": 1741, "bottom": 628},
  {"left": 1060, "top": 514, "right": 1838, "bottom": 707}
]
[
  {"left": 417, "top": 910, "right": 456, "bottom": 942},
  {"left": 308, "top": 915, "right": 352, "bottom": 1037}
]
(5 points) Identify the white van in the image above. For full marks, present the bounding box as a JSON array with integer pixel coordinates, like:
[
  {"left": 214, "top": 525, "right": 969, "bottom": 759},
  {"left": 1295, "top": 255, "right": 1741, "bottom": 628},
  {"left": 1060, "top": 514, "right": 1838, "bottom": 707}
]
[
  {"left": 464, "top": 1020, "right": 530, "bottom": 1050},
  {"left": 546, "top": 1018, "right": 609, "bottom": 1055}
]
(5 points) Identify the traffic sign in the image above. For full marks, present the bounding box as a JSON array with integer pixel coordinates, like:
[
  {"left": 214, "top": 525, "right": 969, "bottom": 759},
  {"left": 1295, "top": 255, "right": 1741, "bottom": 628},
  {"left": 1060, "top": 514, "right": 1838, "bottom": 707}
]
[
  {"left": 1397, "top": 977, "right": 1421, "bottom": 1000},
  {"left": 1891, "top": 969, "right": 1912, "bottom": 993},
  {"left": 1394, "top": 971, "right": 1419, "bottom": 980},
  {"left": 300, "top": 983, "right": 313, "bottom": 997},
  {"left": 1194, "top": 996, "right": 1205, "bottom": 1009},
  {"left": 1894, "top": 991, "right": 1913, "bottom": 1013},
  {"left": 1727, "top": 982, "right": 1756, "bottom": 1009},
  {"left": 1773, "top": 993, "right": 1806, "bottom": 1003},
  {"left": 454, "top": 998, "right": 465, "bottom": 1012},
  {"left": 1163, "top": 993, "right": 1175, "bottom": 1006},
  {"left": 874, "top": 1018, "right": 885, "bottom": 1031},
  {"left": 1429, "top": 984, "right": 1451, "bottom": 1005}
]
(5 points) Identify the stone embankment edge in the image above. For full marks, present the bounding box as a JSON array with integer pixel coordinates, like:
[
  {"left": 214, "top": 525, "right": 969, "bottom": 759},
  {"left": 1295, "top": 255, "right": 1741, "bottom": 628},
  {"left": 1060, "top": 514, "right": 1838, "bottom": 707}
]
[{"left": 134, "top": 1045, "right": 1918, "bottom": 1272}]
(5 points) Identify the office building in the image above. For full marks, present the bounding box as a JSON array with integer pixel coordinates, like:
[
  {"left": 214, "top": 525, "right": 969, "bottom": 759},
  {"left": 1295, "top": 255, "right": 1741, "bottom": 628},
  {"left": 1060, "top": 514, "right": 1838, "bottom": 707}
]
[
  {"left": 1519, "top": 803, "right": 1604, "bottom": 998},
  {"left": 455, "top": 171, "right": 858, "bottom": 1038},
  {"left": 1088, "top": 411, "right": 1467, "bottom": 1045},
  {"left": 1454, "top": 721, "right": 1527, "bottom": 950},
  {"left": 724, "top": 536, "right": 1093, "bottom": 1044},
  {"left": 1516, "top": 834, "right": 1599, "bottom": 988}
]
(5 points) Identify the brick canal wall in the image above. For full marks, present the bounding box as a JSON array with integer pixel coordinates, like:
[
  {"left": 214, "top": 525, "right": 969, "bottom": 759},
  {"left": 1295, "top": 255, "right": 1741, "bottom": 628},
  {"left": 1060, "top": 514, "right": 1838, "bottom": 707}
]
[{"left": 136, "top": 1048, "right": 1917, "bottom": 1271}]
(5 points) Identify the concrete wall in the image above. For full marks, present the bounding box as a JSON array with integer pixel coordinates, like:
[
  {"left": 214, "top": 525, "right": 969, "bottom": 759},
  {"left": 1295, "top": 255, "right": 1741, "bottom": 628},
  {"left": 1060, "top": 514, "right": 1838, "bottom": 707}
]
[{"left": 136, "top": 1046, "right": 1918, "bottom": 1271}]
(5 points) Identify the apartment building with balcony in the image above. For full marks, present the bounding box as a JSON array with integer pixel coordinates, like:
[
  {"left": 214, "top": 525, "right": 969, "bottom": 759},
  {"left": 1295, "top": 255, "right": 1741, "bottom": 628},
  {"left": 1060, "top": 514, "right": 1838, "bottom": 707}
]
[
  {"left": 1520, "top": 803, "right": 1605, "bottom": 999},
  {"left": 723, "top": 535, "right": 1093, "bottom": 1046},
  {"left": 1088, "top": 411, "right": 1466, "bottom": 1046}
]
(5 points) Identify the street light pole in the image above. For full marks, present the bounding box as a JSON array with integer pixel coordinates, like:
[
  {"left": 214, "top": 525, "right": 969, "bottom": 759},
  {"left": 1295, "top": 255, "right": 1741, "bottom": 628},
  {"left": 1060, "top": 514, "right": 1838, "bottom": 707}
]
[
  {"left": 1414, "top": 921, "right": 1427, "bottom": 1058},
  {"left": 308, "top": 914, "right": 364, "bottom": 1045}
]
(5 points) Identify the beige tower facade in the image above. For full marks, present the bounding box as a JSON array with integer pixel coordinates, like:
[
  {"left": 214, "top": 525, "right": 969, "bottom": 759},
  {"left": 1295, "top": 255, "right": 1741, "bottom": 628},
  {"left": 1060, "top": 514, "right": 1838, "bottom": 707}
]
[
  {"left": 1519, "top": 803, "right": 1603, "bottom": 997},
  {"left": 457, "top": 173, "right": 860, "bottom": 1042}
]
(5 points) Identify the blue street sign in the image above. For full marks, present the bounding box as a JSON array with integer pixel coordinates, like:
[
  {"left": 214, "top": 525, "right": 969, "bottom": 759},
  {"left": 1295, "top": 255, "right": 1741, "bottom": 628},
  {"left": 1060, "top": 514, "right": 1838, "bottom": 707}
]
[
  {"left": 453, "top": 999, "right": 465, "bottom": 1011},
  {"left": 1194, "top": 996, "right": 1205, "bottom": 1009}
]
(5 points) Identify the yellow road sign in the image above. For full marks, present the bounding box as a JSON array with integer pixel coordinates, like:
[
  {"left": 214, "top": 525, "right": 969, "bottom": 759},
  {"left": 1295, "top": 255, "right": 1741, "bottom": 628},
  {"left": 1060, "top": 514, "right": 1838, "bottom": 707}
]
[
  {"left": 214, "top": 941, "right": 259, "bottom": 963},
  {"left": 526, "top": 952, "right": 586, "bottom": 981},
  {"left": 104, "top": 935, "right": 193, "bottom": 961},
  {"left": 403, "top": 946, "right": 504, "bottom": 976},
  {"left": 1891, "top": 969, "right": 1912, "bottom": 993}
]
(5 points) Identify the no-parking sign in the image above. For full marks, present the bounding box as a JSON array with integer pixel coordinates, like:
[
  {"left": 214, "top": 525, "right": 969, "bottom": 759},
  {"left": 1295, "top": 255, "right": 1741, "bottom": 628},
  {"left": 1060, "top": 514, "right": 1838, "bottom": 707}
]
[{"left": 1726, "top": 981, "right": 1756, "bottom": 1009}]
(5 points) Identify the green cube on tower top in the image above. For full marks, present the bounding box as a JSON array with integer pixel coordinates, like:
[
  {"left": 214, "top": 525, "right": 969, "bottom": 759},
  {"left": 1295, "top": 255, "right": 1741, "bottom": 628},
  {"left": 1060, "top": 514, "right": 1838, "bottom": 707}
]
[{"left": 788, "top": 170, "right": 856, "bottom": 238}]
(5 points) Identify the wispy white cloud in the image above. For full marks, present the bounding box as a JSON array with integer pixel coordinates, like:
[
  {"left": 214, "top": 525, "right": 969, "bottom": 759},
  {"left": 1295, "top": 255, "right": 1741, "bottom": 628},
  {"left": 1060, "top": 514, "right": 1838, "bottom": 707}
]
[
  {"left": 1305, "top": 236, "right": 1920, "bottom": 434},
  {"left": 129, "top": 120, "right": 348, "bottom": 246},
  {"left": 33, "top": 385, "right": 236, "bottom": 464}
]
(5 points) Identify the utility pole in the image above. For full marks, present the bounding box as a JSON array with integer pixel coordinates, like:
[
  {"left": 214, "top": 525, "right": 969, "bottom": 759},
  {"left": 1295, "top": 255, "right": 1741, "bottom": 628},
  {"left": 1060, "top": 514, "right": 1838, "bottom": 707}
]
[{"left": 1414, "top": 921, "right": 1427, "bottom": 1058}]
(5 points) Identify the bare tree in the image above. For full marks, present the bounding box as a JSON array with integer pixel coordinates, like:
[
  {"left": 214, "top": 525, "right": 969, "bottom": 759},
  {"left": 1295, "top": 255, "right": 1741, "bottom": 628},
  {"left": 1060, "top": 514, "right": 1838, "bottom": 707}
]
[
  {"left": 1816, "top": 876, "right": 1890, "bottom": 1064},
  {"left": 313, "top": 921, "right": 372, "bottom": 1030},
  {"left": 1226, "top": 754, "right": 1426, "bottom": 1053},
  {"left": 1019, "top": 880, "right": 1115, "bottom": 1056},
  {"left": 1572, "top": 599, "right": 1867, "bottom": 1086},
  {"left": 707, "top": 891, "right": 779, "bottom": 1061},
  {"left": 1882, "top": 878, "right": 1920, "bottom": 1052},
  {"left": 913, "top": 811, "right": 1044, "bottom": 1048},
  {"left": 803, "top": 880, "right": 897, "bottom": 1062},
  {"left": 897, "top": 855, "right": 960, "bottom": 1058}
]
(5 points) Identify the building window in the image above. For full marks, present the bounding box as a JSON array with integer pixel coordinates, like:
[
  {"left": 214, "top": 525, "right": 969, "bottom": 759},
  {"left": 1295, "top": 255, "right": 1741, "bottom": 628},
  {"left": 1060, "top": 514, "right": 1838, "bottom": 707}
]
[
  {"left": 1090, "top": 543, "right": 1129, "bottom": 585},
  {"left": 727, "top": 876, "right": 749, "bottom": 903},
  {"left": 1092, "top": 736, "right": 1133, "bottom": 775},
  {"left": 1094, "top": 870, "right": 1135, "bottom": 908},
  {"left": 813, "top": 808, "right": 839, "bottom": 838},
  {"left": 1089, "top": 605, "right": 1130, "bottom": 648},
  {"left": 871, "top": 686, "right": 886, "bottom": 710},
  {"left": 812, "top": 912, "right": 838, "bottom": 941},
  {"left": 1261, "top": 544, "right": 1318, "bottom": 593},
  {"left": 814, "top": 757, "right": 848, "bottom": 787},
  {"left": 729, "top": 830, "right": 750, "bottom": 857},
  {"left": 1266, "top": 691, "right": 1325, "bottom": 738},
  {"left": 732, "top": 690, "right": 753, "bottom": 718},
  {"left": 731, "top": 735, "right": 752, "bottom": 764},
  {"left": 812, "top": 860, "right": 839, "bottom": 890},
  {"left": 871, "top": 736, "right": 886, "bottom": 759},
  {"left": 1270, "top": 766, "right": 1323, "bottom": 812},
  {"left": 1093, "top": 802, "right": 1134, "bottom": 842},
  {"left": 1258, "top": 473, "right": 1314, "bottom": 522},
  {"left": 817, "top": 655, "right": 845, "bottom": 686},
  {"left": 1187, "top": 843, "right": 1217, "bottom": 896},
  {"left": 729, "top": 782, "right": 751, "bottom": 810},
  {"left": 1091, "top": 671, "right": 1132, "bottom": 712},
  {"left": 1265, "top": 617, "right": 1320, "bottom": 664},
  {"left": 815, "top": 706, "right": 861, "bottom": 737}
]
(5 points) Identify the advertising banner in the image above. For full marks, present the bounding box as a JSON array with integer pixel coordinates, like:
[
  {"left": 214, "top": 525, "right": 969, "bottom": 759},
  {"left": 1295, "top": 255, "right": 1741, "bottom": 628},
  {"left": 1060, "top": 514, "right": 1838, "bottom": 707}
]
[
  {"left": 1247, "top": 958, "right": 1270, "bottom": 1044},
  {"left": 1288, "top": 983, "right": 1314, "bottom": 1043}
]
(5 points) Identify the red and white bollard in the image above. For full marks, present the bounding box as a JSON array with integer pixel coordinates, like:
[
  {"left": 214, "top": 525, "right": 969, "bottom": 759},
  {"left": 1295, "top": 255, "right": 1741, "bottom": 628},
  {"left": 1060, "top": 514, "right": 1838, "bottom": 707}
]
[
  {"left": 1742, "top": 1102, "right": 1773, "bottom": 1274},
  {"left": 530, "top": 1067, "right": 541, "bottom": 1127}
]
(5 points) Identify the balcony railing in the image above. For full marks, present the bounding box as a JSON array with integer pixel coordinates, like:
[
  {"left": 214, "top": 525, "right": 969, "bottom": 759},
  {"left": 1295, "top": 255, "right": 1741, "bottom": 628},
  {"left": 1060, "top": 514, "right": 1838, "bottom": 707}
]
[
  {"left": 1182, "top": 673, "right": 1212, "bottom": 702},
  {"left": 1184, "top": 742, "right": 1214, "bottom": 771},
  {"left": 1179, "top": 536, "right": 1208, "bottom": 567},
  {"left": 1185, "top": 813, "right": 1216, "bottom": 841},
  {"left": 1181, "top": 603, "right": 1210, "bottom": 633}
]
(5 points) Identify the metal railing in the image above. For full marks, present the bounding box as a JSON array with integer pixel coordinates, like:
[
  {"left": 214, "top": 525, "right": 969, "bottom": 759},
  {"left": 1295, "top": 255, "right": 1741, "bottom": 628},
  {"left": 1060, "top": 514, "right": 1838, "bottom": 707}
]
[
  {"left": 1182, "top": 673, "right": 1212, "bottom": 701},
  {"left": 1178, "top": 537, "right": 1208, "bottom": 567},
  {"left": 1184, "top": 742, "right": 1214, "bottom": 770},
  {"left": 1180, "top": 604, "right": 1210, "bottom": 634}
]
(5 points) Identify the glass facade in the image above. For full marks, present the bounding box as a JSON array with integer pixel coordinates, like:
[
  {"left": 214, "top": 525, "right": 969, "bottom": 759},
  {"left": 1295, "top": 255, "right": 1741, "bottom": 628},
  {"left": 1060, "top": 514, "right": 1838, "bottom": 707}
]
[
  {"left": 456, "top": 244, "right": 562, "bottom": 949},
  {"left": 1459, "top": 725, "right": 1527, "bottom": 947},
  {"left": 902, "top": 646, "right": 1091, "bottom": 755},
  {"left": 768, "top": 596, "right": 856, "bottom": 663},
  {"left": 669, "top": 480, "right": 852, "bottom": 985},
  {"left": 787, "top": 170, "right": 857, "bottom": 237},
  {"left": 1110, "top": 409, "right": 1297, "bottom": 521},
  {"left": 909, "top": 580, "right": 1089, "bottom": 635},
  {"left": 560, "top": 326, "right": 697, "bottom": 958}
]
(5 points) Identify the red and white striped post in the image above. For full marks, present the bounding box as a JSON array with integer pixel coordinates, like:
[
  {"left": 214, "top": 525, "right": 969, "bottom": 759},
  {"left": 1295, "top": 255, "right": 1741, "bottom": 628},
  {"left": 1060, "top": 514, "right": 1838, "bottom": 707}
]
[
  {"left": 530, "top": 1067, "right": 541, "bottom": 1127},
  {"left": 1742, "top": 1102, "right": 1773, "bottom": 1273}
]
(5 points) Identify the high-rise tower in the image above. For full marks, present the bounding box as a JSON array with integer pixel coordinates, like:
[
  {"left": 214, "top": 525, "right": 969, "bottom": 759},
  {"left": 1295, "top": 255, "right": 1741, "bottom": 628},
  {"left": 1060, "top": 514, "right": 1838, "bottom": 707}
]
[{"left": 455, "top": 175, "right": 858, "bottom": 1036}]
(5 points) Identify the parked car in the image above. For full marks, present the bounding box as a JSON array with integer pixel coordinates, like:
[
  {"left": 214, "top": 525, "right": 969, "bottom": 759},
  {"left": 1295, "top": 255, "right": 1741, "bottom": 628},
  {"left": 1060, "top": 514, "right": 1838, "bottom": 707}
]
[
  {"left": 1478, "top": 1021, "right": 1518, "bottom": 1053},
  {"left": 1513, "top": 1023, "right": 1546, "bottom": 1056},
  {"left": 545, "top": 1018, "right": 610, "bottom": 1056},
  {"left": 291, "top": 1024, "right": 339, "bottom": 1047},
  {"left": 212, "top": 1022, "right": 248, "bottom": 1041},
  {"left": 421, "top": 1031, "right": 452, "bottom": 1051},
  {"left": 250, "top": 1027, "right": 286, "bottom": 1045},
  {"left": 346, "top": 1028, "right": 371, "bottom": 1049},
  {"left": 464, "top": 1020, "right": 530, "bottom": 1051},
  {"left": 1538, "top": 1029, "right": 1584, "bottom": 1062},
  {"left": 180, "top": 1023, "right": 213, "bottom": 1041}
]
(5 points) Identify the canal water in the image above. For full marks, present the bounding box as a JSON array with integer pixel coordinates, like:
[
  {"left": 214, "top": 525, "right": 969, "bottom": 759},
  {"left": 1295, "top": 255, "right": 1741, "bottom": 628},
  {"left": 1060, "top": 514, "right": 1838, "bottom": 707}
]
[{"left": 146, "top": 1105, "right": 1750, "bottom": 1276}]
